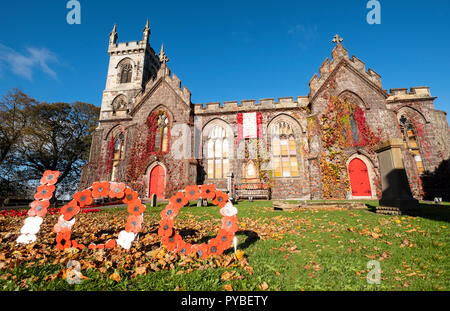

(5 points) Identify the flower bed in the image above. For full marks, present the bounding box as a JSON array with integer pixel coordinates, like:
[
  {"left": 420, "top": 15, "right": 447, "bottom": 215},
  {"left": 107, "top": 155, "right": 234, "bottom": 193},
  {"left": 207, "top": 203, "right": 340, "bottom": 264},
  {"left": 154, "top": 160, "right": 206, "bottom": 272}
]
[{"left": 0, "top": 208, "right": 100, "bottom": 218}]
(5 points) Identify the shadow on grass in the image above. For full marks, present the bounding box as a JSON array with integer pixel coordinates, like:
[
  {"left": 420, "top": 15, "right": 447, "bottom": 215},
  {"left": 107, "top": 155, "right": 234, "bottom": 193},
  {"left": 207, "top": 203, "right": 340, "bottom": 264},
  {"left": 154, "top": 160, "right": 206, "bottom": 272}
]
[
  {"left": 405, "top": 203, "right": 450, "bottom": 223},
  {"left": 366, "top": 202, "right": 450, "bottom": 223}
]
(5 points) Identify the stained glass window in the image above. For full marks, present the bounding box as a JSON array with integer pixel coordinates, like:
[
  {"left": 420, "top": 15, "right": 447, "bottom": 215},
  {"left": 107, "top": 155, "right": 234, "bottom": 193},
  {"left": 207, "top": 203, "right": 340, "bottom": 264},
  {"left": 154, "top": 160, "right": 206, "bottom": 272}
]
[{"left": 271, "top": 122, "right": 299, "bottom": 177}]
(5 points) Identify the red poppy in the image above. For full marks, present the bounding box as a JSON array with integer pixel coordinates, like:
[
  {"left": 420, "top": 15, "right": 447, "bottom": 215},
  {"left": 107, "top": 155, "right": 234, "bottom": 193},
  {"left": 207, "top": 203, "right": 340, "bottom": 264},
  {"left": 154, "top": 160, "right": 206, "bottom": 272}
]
[
  {"left": 127, "top": 200, "right": 146, "bottom": 216},
  {"left": 192, "top": 243, "right": 210, "bottom": 259},
  {"left": 176, "top": 240, "right": 193, "bottom": 255},
  {"left": 96, "top": 244, "right": 105, "bottom": 249},
  {"left": 217, "top": 229, "right": 234, "bottom": 249},
  {"left": 56, "top": 232, "right": 71, "bottom": 250},
  {"left": 221, "top": 216, "right": 238, "bottom": 233},
  {"left": 105, "top": 239, "right": 117, "bottom": 249},
  {"left": 109, "top": 182, "right": 126, "bottom": 199},
  {"left": 61, "top": 200, "right": 80, "bottom": 221},
  {"left": 34, "top": 184, "right": 56, "bottom": 200},
  {"left": 40, "top": 170, "right": 60, "bottom": 185},
  {"left": 207, "top": 238, "right": 224, "bottom": 256},
  {"left": 158, "top": 218, "right": 174, "bottom": 237},
  {"left": 162, "top": 234, "right": 182, "bottom": 251},
  {"left": 125, "top": 214, "right": 143, "bottom": 233},
  {"left": 159, "top": 203, "right": 179, "bottom": 220},
  {"left": 170, "top": 192, "right": 188, "bottom": 207},
  {"left": 88, "top": 243, "right": 96, "bottom": 250},
  {"left": 71, "top": 240, "right": 85, "bottom": 250},
  {"left": 28, "top": 200, "right": 50, "bottom": 217},
  {"left": 74, "top": 189, "right": 93, "bottom": 207},
  {"left": 91, "top": 181, "right": 110, "bottom": 198},
  {"left": 212, "top": 190, "right": 228, "bottom": 208},
  {"left": 184, "top": 185, "right": 200, "bottom": 201},
  {"left": 200, "top": 184, "right": 216, "bottom": 200},
  {"left": 123, "top": 188, "right": 139, "bottom": 204}
]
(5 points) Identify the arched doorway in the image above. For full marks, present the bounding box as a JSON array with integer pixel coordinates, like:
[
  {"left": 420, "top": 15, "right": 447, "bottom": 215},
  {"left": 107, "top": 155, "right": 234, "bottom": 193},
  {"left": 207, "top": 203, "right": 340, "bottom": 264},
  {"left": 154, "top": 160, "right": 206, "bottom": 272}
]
[
  {"left": 348, "top": 158, "right": 372, "bottom": 197},
  {"left": 149, "top": 165, "right": 165, "bottom": 199}
]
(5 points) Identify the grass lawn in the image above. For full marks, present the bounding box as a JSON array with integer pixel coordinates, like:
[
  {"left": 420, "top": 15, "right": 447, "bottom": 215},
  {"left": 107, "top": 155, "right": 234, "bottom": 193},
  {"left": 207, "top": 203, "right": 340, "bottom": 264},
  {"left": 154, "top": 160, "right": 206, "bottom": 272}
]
[{"left": 0, "top": 200, "right": 448, "bottom": 291}]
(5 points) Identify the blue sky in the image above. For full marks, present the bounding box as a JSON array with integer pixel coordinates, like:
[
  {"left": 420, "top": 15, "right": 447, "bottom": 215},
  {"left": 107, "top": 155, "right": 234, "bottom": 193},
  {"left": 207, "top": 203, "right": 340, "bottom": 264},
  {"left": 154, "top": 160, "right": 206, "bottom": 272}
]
[{"left": 0, "top": 0, "right": 449, "bottom": 119}]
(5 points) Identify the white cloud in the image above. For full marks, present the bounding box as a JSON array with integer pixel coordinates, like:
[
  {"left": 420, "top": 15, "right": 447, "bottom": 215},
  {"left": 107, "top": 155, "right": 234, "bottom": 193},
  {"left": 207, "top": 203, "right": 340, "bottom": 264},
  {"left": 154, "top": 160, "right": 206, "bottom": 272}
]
[{"left": 0, "top": 44, "right": 58, "bottom": 80}]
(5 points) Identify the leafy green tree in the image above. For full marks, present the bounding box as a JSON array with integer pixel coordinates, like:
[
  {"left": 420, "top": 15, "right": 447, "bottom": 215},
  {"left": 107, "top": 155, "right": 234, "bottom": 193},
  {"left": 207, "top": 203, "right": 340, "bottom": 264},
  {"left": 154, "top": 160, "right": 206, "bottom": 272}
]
[{"left": 0, "top": 89, "right": 100, "bottom": 203}]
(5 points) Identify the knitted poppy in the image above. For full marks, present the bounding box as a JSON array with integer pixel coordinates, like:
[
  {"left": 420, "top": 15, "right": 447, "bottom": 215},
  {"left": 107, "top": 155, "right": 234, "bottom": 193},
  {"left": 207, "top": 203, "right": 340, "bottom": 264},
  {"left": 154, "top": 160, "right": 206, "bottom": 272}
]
[
  {"left": 207, "top": 238, "right": 224, "bottom": 256},
  {"left": 40, "top": 170, "right": 60, "bottom": 186},
  {"left": 158, "top": 218, "right": 174, "bottom": 237},
  {"left": 221, "top": 216, "right": 238, "bottom": 233},
  {"left": 34, "top": 184, "right": 56, "bottom": 200},
  {"left": 91, "top": 181, "right": 110, "bottom": 198},
  {"left": 212, "top": 190, "right": 228, "bottom": 208},
  {"left": 74, "top": 189, "right": 93, "bottom": 207},
  {"left": 162, "top": 234, "right": 182, "bottom": 251},
  {"left": 184, "top": 185, "right": 200, "bottom": 201},
  {"left": 28, "top": 200, "right": 50, "bottom": 217},
  {"left": 217, "top": 229, "right": 234, "bottom": 249},
  {"left": 170, "top": 192, "right": 188, "bottom": 207},
  {"left": 53, "top": 215, "right": 75, "bottom": 233},
  {"left": 125, "top": 214, "right": 143, "bottom": 233},
  {"left": 60, "top": 200, "right": 80, "bottom": 221},
  {"left": 56, "top": 231, "right": 71, "bottom": 250},
  {"left": 176, "top": 240, "right": 193, "bottom": 255},
  {"left": 193, "top": 243, "right": 210, "bottom": 259},
  {"left": 159, "top": 203, "right": 179, "bottom": 220},
  {"left": 123, "top": 188, "right": 139, "bottom": 204},
  {"left": 109, "top": 182, "right": 126, "bottom": 199},
  {"left": 105, "top": 239, "right": 117, "bottom": 249},
  {"left": 127, "top": 200, "right": 146, "bottom": 216},
  {"left": 200, "top": 184, "right": 216, "bottom": 200}
]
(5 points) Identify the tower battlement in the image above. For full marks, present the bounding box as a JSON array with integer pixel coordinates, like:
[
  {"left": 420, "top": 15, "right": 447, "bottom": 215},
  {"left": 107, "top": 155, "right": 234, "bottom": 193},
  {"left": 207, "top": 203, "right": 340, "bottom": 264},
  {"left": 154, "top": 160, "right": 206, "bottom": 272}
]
[
  {"left": 193, "top": 96, "right": 309, "bottom": 114},
  {"left": 386, "top": 87, "right": 432, "bottom": 102}
]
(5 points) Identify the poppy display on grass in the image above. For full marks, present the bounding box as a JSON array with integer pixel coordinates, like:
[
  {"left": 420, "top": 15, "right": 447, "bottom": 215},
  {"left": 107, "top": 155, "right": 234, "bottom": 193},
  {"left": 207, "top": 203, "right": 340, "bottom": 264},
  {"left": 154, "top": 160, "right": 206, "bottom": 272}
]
[
  {"left": 73, "top": 189, "right": 93, "bottom": 207},
  {"left": 60, "top": 200, "right": 81, "bottom": 221},
  {"left": 170, "top": 191, "right": 188, "bottom": 208},
  {"left": 40, "top": 170, "right": 61, "bottom": 186},
  {"left": 28, "top": 200, "right": 50, "bottom": 217},
  {"left": 200, "top": 184, "right": 216, "bottom": 200},
  {"left": 109, "top": 182, "right": 126, "bottom": 199},
  {"left": 125, "top": 214, "right": 143, "bottom": 233},
  {"left": 34, "top": 184, "right": 56, "bottom": 200},
  {"left": 127, "top": 200, "right": 146, "bottom": 216},
  {"left": 91, "top": 181, "right": 110, "bottom": 198},
  {"left": 123, "top": 188, "right": 139, "bottom": 204},
  {"left": 184, "top": 185, "right": 200, "bottom": 201},
  {"left": 56, "top": 232, "right": 72, "bottom": 251},
  {"left": 212, "top": 190, "right": 228, "bottom": 208},
  {"left": 159, "top": 184, "right": 238, "bottom": 259}
]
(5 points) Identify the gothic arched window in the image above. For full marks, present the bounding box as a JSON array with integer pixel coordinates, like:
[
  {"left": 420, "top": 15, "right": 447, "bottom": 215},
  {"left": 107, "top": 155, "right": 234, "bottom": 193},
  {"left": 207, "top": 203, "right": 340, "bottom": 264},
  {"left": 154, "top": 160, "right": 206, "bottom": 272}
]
[
  {"left": 271, "top": 122, "right": 299, "bottom": 178},
  {"left": 120, "top": 64, "right": 132, "bottom": 84},
  {"left": 399, "top": 114, "right": 424, "bottom": 174},
  {"left": 155, "top": 112, "right": 169, "bottom": 153},
  {"left": 111, "top": 132, "right": 125, "bottom": 181},
  {"left": 206, "top": 126, "right": 229, "bottom": 179}
]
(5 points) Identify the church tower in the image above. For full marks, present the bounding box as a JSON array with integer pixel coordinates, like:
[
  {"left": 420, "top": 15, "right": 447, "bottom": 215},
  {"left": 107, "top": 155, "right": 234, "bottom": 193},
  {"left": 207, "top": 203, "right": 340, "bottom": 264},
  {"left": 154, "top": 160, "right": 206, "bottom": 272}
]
[{"left": 99, "top": 20, "right": 160, "bottom": 120}]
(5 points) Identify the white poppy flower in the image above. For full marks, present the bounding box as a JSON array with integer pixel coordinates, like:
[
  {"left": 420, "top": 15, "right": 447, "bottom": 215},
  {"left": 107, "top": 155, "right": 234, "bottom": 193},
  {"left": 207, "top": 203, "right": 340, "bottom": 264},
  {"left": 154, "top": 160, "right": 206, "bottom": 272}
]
[
  {"left": 20, "top": 216, "right": 43, "bottom": 235},
  {"left": 220, "top": 202, "right": 238, "bottom": 217},
  {"left": 116, "top": 230, "right": 136, "bottom": 250},
  {"left": 16, "top": 234, "right": 37, "bottom": 245},
  {"left": 53, "top": 215, "right": 76, "bottom": 233}
]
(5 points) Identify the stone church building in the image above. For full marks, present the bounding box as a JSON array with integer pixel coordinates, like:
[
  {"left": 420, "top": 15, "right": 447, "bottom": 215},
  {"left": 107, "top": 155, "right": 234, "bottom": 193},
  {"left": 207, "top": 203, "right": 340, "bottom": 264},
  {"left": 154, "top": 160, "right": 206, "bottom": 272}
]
[{"left": 80, "top": 22, "right": 450, "bottom": 201}]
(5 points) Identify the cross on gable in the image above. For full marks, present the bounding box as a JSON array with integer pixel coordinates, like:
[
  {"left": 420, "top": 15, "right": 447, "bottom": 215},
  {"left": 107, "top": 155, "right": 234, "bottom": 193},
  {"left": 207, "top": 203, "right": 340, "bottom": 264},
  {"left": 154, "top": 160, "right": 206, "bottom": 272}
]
[{"left": 332, "top": 34, "right": 343, "bottom": 45}]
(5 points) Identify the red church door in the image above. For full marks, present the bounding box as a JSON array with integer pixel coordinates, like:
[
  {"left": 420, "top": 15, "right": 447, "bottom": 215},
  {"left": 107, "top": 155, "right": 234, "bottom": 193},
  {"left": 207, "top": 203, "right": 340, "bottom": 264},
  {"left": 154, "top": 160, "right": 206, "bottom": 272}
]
[
  {"left": 149, "top": 165, "right": 165, "bottom": 199},
  {"left": 348, "top": 158, "right": 372, "bottom": 197}
]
